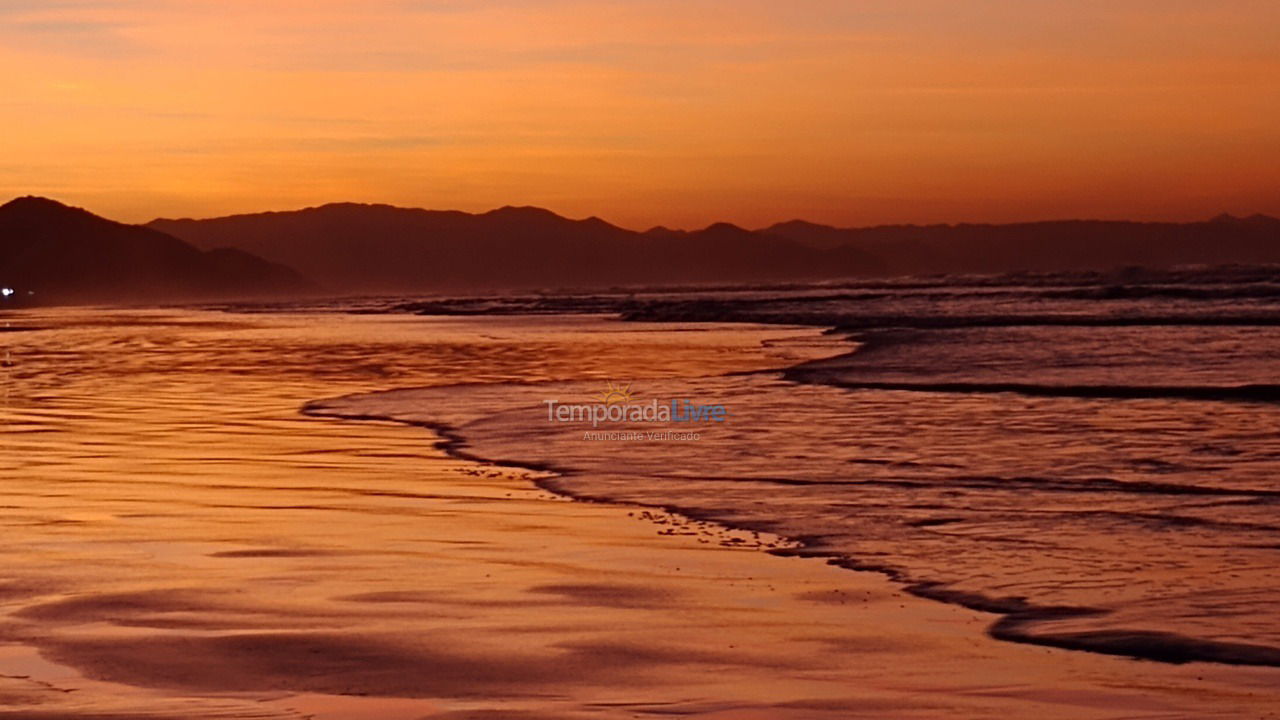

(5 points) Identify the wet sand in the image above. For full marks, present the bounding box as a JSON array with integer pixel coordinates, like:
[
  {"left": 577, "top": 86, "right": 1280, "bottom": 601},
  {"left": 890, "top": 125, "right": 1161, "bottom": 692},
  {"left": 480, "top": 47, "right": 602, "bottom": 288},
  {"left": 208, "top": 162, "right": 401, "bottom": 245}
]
[{"left": 2, "top": 309, "right": 1278, "bottom": 719}]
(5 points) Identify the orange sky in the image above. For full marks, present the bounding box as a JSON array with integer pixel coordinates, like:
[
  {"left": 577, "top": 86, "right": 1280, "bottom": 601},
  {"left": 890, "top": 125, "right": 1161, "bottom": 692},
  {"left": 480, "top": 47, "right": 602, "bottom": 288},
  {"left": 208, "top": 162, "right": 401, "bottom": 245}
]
[{"left": 1, "top": 0, "right": 1278, "bottom": 229}]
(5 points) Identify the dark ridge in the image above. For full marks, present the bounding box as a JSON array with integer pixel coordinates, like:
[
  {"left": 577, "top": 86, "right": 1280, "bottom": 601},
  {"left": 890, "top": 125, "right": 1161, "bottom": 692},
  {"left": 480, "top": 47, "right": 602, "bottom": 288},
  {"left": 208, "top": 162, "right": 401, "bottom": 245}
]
[
  {"left": 703, "top": 221, "right": 750, "bottom": 234},
  {"left": 150, "top": 202, "right": 1280, "bottom": 292},
  {"left": 150, "top": 203, "right": 881, "bottom": 292},
  {"left": 763, "top": 215, "right": 1280, "bottom": 277},
  {"left": 0, "top": 196, "right": 312, "bottom": 304}
]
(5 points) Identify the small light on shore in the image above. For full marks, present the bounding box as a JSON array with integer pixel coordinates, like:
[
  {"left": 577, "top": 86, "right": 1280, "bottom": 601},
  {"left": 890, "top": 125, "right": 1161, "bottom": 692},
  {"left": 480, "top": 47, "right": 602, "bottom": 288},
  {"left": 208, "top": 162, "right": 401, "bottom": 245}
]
[{"left": 1, "top": 287, "right": 14, "bottom": 297}]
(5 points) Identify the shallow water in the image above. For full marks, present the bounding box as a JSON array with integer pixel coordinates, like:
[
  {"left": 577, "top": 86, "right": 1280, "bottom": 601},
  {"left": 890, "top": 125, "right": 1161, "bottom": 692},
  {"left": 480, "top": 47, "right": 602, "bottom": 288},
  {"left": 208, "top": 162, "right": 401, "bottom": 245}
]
[
  {"left": 5, "top": 304, "right": 1280, "bottom": 718},
  {"left": 325, "top": 371, "right": 1280, "bottom": 665},
  {"left": 321, "top": 268, "right": 1280, "bottom": 669},
  {"left": 0, "top": 309, "right": 862, "bottom": 718}
]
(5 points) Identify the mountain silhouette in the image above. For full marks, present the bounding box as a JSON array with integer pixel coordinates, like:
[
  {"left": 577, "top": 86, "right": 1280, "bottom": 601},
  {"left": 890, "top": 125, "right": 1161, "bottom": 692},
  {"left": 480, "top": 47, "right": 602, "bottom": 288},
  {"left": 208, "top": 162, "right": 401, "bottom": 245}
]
[
  {"left": 0, "top": 197, "right": 310, "bottom": 304},
  {"left": 148, "top": 203, "right": 881, "bottom": 292},
  {"left": 13, "top": 197, "right": 1277, "bottom": 301},
  {"left": 763, "top": 217, "right": 1280, "bottom": 276},
  {"left": 151, "top": 203, "right": 1280, "bottom": 292}
]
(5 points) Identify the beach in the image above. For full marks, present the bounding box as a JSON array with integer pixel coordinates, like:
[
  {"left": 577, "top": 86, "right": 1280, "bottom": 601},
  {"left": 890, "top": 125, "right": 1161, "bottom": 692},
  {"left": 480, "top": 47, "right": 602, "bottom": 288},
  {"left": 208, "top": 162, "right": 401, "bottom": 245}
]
[
  {"left": 6, "top": 0, "right": 1280, "bottom": 715},
  {"left": 2, "top": 307, "right": 1279, "bottom": 718}
]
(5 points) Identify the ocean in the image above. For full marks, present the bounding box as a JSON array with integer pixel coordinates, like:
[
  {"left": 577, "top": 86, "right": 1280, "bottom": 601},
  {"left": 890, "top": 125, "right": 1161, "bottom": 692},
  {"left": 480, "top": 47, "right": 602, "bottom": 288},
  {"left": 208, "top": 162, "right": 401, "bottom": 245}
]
[
  {"left": 323, "top": 265, "right": 1280, "bottom": 666},
  {"left": 4, "top": 264, "right": 1280, "bottom": 717}
]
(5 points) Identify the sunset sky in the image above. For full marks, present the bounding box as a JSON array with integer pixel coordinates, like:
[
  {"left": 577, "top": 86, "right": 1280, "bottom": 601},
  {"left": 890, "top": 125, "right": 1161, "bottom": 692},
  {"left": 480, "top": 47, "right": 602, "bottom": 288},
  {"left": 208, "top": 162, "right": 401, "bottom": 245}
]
[{"left": 2, "top": 0, "right": 1278, "bottom": 229}]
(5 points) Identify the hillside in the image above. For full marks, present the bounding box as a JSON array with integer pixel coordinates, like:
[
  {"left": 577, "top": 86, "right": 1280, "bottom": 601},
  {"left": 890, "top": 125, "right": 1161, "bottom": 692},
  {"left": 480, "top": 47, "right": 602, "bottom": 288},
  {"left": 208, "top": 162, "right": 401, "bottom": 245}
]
[
  {"left": 764, "top": 215, "right": 1280, "bottom": 276},
  {"left": 151, "top": 204, "right": 1280, "bottom": 292},
  {"left": 0, "top": 197, "right": 310, "bottom": 304},
  {"left": 149, "top": 204, "right": 881, "bottom": 292}
]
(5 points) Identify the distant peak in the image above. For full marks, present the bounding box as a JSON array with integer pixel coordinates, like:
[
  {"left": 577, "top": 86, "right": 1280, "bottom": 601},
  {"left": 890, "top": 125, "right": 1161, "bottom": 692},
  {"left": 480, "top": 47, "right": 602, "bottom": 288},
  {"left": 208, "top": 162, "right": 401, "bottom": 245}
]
[
  {"left": 1208, "top": 212, "right": 1278, "bottom": 226},
  {"left": 768, "top": 219, "right": 826, "bottom": 230},
  {"left": 703, "top": 221, "right": 747, "bottom": 234},
  {"left": 314, "top": 201, "right": 386, "bottom": 211},
  {"left": 0, "top": 196, "right": 105, "bottom": 225},
  {"left": 486, "top": 205, "right": 560, "bottom": 218},
  {"left": 1, "top": 195, "right": 75, "bottom": 213},
  {"left": 308, "top": 201, "right": 414, "bottom": 216}
]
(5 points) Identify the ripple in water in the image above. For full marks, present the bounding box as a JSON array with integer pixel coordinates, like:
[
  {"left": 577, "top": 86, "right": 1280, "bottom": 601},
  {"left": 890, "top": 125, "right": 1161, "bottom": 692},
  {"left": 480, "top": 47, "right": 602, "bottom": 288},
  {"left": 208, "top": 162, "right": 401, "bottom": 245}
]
[{"left": 317, "top": 269, "right": 1280, "bottom": 668}]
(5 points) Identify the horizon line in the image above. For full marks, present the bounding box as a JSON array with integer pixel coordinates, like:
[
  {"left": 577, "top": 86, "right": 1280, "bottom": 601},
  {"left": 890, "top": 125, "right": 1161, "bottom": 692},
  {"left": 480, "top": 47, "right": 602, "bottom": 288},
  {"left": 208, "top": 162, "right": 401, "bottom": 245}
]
[{"left": 4, "top": 194, "right": 1276, "bottom": 235}]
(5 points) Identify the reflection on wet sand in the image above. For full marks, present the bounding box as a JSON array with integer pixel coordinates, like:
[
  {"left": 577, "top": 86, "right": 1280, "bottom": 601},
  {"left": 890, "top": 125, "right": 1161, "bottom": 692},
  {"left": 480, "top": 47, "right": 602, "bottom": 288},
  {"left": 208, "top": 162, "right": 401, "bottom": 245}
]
[{"left": 2, "top": 310, "right": 1278, "bottom": 718}]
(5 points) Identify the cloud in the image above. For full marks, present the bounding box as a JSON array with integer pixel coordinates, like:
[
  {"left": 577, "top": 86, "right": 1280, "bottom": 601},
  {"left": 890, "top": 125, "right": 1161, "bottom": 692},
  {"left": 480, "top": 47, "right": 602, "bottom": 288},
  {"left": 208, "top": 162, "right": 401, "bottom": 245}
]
[
  {"left": 0, "top": 0, "right": 140, "bottom": 57},
  {"left": 0, "top": 0, "right": 121, "bottom": 12},
  {"left": 1, "top": 0, "right": 1277, "bottom": 226}
]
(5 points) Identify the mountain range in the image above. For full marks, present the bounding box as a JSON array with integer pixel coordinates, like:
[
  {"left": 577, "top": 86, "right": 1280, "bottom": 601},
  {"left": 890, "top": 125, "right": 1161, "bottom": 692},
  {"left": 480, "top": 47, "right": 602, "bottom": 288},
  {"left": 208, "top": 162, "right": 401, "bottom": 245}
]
[
  {"left": 3, "top": 195, "right": 1279, "bottom": 304},
  {"left": 763, "top": 214, "right": 1280, "bottom": 276},
  {"left": 150, "top": 203, "right": 1280, "bottom": 293},
  {"left": 0, "top": 197, "right": 309, "bottom": 304},
  {"left": 148, "top": 203, "right": 881, "bottom": 292}
]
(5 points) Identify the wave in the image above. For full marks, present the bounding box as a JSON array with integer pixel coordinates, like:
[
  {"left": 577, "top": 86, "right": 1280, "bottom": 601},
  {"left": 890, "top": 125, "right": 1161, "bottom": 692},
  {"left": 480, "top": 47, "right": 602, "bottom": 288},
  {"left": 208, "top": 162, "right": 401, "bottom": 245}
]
[
  {"left": 302, "top": 374, "right": 1280, "bottom": 669},
  {"left": 784, "top": 375, "right": 1280, "bottom": 403},
  {"left": 906, "top": 581, "right": 1280, "bottom": 667},
  {"left": 291, "top": 275, "right": 1280, "bottom": 669},
  {"left": 620, "top": 305, "right": 1280, "bottom": 329},
  {"left": 1042, "top": 283, "right": 1280, "bottom": 301}
]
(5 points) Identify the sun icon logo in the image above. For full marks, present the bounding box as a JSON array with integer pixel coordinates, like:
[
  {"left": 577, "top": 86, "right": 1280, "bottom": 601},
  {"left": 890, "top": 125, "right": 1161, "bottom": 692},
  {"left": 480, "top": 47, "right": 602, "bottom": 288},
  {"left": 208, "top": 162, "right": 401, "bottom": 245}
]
[{"left": 595, "top": 380, "right": 636, "bottom": 405}]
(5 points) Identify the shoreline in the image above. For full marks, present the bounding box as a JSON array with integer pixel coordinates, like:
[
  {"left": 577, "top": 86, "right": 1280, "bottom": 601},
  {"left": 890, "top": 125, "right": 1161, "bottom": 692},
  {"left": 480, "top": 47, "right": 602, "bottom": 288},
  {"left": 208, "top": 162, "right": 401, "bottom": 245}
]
[
  {"left": 310, "top": 393, "right": 1280, "bottom": 669},
  {"left": 6, "top": 307, "right": 1280, "bottom": 717},
  {"left": 296, "top": 396, "right": 1280, "bottom": 718},
  {"left": 15, "top": 381, "right": 1247, "bottom": 719},
  {"left": 302, "top": 311, "right": 1280, "bottom": 671}
]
